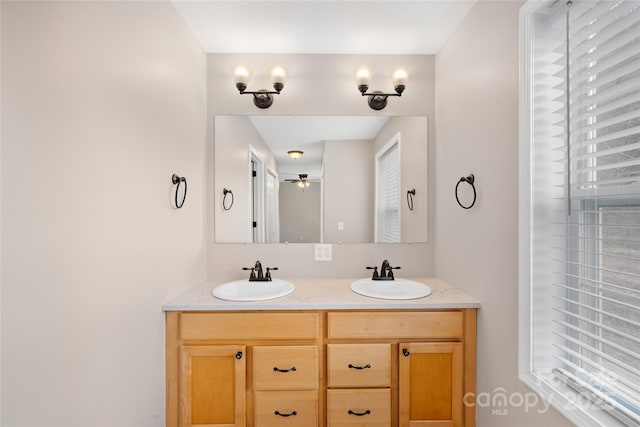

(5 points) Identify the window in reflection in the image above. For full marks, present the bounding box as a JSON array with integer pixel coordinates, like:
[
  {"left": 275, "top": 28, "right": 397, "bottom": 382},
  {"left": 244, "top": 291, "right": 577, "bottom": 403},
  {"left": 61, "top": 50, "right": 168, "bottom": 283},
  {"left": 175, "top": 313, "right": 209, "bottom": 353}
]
[{"left": 375, "top": 133, "right": 401, "bottom": 243}]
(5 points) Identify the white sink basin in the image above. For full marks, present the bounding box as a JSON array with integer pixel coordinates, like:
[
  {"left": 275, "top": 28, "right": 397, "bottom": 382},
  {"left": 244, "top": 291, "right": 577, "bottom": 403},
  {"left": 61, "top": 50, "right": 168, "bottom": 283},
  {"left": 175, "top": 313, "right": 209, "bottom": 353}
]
[
  {"left": 212, "top": 279, "right": 295, "bottom": 302},
  {"left": 350, "top": 278, "right": 432, "bottom": 300}
]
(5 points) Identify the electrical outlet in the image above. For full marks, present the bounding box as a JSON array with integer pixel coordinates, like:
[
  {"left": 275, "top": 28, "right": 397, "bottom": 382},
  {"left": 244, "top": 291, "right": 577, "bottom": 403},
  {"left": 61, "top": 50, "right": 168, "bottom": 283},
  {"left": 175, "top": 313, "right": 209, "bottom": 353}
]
[{"left": 314, "top": 244, "right": 332, "bottom": 262}]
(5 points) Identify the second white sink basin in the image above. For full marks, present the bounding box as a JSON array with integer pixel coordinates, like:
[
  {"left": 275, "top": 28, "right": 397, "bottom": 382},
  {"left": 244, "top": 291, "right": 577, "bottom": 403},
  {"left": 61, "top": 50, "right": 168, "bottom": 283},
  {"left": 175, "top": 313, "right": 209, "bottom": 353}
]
[
  {"left": 350, "top": 278, "right": 432, "bottom": 300},
  {"left": 212, "top": 279, "right": 295, "bottom": 302}
]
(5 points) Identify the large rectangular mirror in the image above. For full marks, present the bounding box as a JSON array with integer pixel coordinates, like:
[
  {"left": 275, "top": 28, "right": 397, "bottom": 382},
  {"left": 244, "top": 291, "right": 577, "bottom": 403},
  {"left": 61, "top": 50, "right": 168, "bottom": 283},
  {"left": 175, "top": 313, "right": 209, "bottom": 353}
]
[{"left": 214, "top": 115, "right": 428, "bottom": 244}]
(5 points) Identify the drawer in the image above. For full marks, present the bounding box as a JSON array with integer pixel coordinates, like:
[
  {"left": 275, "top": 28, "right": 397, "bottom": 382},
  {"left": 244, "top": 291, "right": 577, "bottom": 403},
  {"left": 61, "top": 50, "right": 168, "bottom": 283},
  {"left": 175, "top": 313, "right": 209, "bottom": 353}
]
[
  {"left": 180, "top": 312, "right": 319, "bottom": 340},
  {"left": 254, "top": 346, "right": 318, "bottom": 390},
  {"left": 255, "top": 391, "right": 318, "bottom": 427},
  {"left": 328, "top": 344, "right": 390, "bottom": 388},
  {"left": 327, "top": 389, "right": 390, "bottom": 427},
  {"left": 327, "top": 311, "right": 463, "bottom": 339}
]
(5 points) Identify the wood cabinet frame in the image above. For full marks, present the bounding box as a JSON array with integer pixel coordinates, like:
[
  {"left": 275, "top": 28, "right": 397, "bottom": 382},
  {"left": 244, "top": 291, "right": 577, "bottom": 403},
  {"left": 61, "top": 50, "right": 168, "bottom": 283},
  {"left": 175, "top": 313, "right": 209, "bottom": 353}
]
[{"left": 166, "top": 308, "right": 477, "bottom": 427}]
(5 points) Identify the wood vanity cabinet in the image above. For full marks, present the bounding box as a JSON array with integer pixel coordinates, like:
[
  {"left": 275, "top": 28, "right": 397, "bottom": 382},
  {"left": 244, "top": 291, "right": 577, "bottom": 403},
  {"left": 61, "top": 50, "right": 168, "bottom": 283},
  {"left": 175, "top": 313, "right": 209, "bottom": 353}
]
[{"left": 166, "top": 309, "right": 476, "bottom": 427}]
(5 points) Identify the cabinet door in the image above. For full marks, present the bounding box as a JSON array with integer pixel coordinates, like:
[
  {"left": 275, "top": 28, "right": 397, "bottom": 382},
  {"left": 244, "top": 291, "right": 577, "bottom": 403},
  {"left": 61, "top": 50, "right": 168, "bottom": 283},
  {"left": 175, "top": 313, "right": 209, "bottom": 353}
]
[
  {"left": 399, "top": 342, "right": 463, "bottom": 427},
  {"left": 180, "top": 345, "right": 246, "bottom": 427}
]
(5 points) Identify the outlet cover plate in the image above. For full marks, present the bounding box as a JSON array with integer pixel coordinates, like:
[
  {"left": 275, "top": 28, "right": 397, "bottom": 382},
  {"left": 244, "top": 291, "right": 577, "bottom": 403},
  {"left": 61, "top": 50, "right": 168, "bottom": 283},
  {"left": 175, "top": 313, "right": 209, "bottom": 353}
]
[{"left": 314, "top": 244, "right": 332, "bottom": 262}]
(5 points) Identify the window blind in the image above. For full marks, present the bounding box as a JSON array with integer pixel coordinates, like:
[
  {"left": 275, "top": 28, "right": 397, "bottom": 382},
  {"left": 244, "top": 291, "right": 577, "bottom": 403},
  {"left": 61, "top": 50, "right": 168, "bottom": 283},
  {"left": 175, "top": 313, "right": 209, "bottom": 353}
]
[
  {"left": 376, "top": 139, "right": 400, "bottom": 243},
  {"left": 528, "top": 0, "right": 640, "bottom": 424}
]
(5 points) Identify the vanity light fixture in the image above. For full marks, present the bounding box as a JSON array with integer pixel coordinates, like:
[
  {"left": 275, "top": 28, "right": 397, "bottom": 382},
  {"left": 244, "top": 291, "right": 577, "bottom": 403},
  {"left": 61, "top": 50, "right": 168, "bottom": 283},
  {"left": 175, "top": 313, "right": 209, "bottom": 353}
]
[
  {"left": 287, "top": 150, "right": 304, "bottom": 160},
  {"left": 233, "top": 65, "right": 287, "bottom": 109},
  {"left": 355, "top": 67, "right": 409, "bottom": 110}
]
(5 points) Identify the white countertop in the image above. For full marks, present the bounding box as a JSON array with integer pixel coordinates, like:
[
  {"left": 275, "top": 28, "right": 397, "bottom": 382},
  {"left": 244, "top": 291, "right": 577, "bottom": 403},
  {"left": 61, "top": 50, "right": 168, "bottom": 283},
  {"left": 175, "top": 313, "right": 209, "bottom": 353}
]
[{"left": 162, "top": 277, "right": 480, "bottom": 311}]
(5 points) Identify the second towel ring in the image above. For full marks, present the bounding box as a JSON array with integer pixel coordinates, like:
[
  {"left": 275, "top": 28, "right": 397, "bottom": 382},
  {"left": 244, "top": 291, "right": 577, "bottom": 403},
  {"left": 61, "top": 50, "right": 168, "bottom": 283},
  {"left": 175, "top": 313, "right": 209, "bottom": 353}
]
[
  {"left": 172, "top": 174, "right": 187, "bottom": 209},
  {"left": 222, "top": 188, "right": 234, "bottom": 211},
  {"left": 455, "top": 174, "right": 476, "bottom": 209},
  {"left": 407, "top": 189, "right": 416, "bottom": 211}
]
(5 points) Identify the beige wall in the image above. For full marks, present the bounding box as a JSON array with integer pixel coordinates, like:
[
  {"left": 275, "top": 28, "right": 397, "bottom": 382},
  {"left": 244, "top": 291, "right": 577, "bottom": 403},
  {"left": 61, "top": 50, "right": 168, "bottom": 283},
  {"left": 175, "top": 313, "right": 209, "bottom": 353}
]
[
  {"left": 434, "top": 1, "right": 571, "bottom": 426},
  {"left": 207, "top": 53, "right": 436, "bottom": 280},
  {"left": 214, "top": 116, "right": 278, "bottom": 243},
  {"left": 0, "top": 3, "right": 576, "bottom": 426},
  {"left": 1, "top": 1, "right": 206, "bottom": 424},
  {"left": 279, "top": 183, "right": 321, "bottom": 243},
  {"left": 323, "top": 139, "right": 374, "bottom": 243}
]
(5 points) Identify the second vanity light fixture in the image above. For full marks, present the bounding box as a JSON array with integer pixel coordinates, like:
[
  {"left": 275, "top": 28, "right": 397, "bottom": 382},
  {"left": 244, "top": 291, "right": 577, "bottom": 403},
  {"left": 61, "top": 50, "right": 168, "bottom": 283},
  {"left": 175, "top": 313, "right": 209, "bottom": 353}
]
[
  {"left": 233, "top": 65, "right": 287, "bottom": 109},
  {"left": 356, "top": 67, "right": 409, "bottom": 110}
]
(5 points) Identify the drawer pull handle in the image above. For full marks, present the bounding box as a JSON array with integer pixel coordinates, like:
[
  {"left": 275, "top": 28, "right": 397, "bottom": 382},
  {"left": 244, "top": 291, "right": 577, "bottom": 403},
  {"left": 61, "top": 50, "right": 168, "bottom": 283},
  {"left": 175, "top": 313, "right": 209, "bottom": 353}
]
[
  {"left": 348, "top": 409, "right": 371, "bottom": 417},
  {"left": 348, "top": 363, "right": 371, "bottom": 370},
  {"left": 403, "top": 348, "right": 410, "bottom": 357},
  {"left": 273, "top": 366, "right": 297, "bottom": 373},
  {"left": 274, "top": 410, "right": 297, "bottom": 417}
]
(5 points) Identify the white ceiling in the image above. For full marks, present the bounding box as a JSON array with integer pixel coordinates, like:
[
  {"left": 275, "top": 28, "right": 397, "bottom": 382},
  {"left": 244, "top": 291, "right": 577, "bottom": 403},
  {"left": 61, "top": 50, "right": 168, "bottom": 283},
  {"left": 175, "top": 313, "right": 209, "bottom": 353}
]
[{"left": 171, "top": 1, "right": 476, "bottom": 55}]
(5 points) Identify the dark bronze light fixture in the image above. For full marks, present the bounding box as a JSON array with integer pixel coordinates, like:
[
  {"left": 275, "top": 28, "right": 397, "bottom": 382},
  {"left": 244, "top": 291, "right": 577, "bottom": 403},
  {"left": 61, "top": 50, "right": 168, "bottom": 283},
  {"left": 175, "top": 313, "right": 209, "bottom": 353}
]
[
  {"left": 287, "top": 150, "right": 303, "bottom": 159},
  {"left": 356, "top": 67, "right": 409, "bottom": 110},
  {"left": 296, "top": 174, "right": 310, "bottom": 188},
  {"left": 233, "top": 65, "right": 287, "bottom": 109},
  {"left": 284, "top": 173, "right": 310, "bottom": 188}
]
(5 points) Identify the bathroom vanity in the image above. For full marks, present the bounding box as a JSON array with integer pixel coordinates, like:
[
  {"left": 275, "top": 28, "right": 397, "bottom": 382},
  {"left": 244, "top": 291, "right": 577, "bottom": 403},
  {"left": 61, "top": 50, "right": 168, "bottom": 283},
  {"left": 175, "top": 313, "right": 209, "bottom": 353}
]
[{"left": 163, "top": 278, "right": 479, "bottom": 427}]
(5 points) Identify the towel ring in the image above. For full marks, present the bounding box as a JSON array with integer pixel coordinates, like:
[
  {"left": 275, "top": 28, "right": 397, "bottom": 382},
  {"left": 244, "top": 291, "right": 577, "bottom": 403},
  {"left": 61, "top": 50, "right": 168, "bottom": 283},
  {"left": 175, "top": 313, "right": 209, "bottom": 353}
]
[
  {"left": 172, "top": 174, "right": 187, "bottom": 209},
  {"left": 222, "top": 188, "right": 234, "bottom": 211},
  {"left": 407, "top": 189, "right": 416, "bottom": 211},
  {"left": 455, "top": 174, "right": 476, "bottom": 209}
]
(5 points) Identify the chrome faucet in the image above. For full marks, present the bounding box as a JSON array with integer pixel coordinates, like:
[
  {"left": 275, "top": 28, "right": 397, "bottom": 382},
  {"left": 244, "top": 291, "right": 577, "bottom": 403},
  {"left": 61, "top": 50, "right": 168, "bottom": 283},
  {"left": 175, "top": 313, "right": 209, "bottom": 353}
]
[
  {"left": 242, "top": 260, "right": 278, "bottom": 282},
  {"left": 366, "top": 259, "right": 401, "bottom": 281}
]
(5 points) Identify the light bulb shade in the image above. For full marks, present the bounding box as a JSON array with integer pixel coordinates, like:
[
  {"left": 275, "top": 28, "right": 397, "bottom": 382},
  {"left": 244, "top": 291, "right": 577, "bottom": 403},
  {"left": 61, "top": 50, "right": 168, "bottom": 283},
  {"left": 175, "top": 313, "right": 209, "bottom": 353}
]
[
  {"left": 297, "top": 180, "right": 310, "bottom": 188},
  {"left": 287, "top": 150, "right": 303, "bottom": 159},
  {"left": 355, "top": 67, "right": 372, "bottom": 87},
  {"left": 391, "top": 68, "right": 409, "bottom": 87},
  {"left": 233, "top": 65, "right": 253, "bottom": 85},
  {"left": 270, "top": 66, "right": 287, "bottom": 84}
]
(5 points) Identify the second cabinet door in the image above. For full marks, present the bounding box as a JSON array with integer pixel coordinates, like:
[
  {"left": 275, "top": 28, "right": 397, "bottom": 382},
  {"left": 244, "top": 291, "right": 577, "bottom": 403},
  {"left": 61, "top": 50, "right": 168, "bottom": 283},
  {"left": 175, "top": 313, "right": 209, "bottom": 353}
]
[
  {"left": 179, "top": 345, "right": 246, "bottom": 427},
  {"left": 398, "top": 342, "right": 463, "bottom": 427}
]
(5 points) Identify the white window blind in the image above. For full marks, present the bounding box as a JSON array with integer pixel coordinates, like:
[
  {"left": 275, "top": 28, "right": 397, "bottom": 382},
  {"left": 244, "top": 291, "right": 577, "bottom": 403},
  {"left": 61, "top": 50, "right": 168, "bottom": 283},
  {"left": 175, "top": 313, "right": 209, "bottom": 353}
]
[
  {"left": 523, "top": 0, "right": 640, "bottom": 425},
  {"left": 376, "top": 138, "right": 400, "bottom": 243}
]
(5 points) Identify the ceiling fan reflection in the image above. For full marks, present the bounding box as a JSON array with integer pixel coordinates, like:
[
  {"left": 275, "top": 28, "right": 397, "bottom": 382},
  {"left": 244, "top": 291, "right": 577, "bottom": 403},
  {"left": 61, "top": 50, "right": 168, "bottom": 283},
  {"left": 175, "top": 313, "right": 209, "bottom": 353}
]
[{"left": 284, "top": 173, "right": 311, "bottom": 188}]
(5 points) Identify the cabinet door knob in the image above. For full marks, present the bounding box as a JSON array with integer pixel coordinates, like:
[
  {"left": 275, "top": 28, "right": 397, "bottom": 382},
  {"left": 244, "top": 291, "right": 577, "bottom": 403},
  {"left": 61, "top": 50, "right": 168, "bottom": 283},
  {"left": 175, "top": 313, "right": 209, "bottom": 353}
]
[
  {"left": 235, "top": 351, "right": 243, "bottom": 360},
  {"left": 348, "top": 363, "right": 371, "bottom": 370},
  {"left": 402, "top": 348, "right": 410, "bottom": 357},
  {"left": 273, "top": 366, "right": 297, "bottom": 373},
  {"left": 348, "top": 409, "right": 371, "bottom": 416},
  {"left": 274, "top": 410, "right": 297, "bottom": 417}
]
